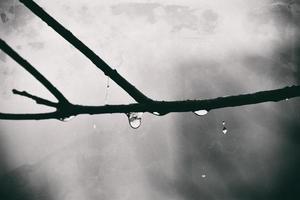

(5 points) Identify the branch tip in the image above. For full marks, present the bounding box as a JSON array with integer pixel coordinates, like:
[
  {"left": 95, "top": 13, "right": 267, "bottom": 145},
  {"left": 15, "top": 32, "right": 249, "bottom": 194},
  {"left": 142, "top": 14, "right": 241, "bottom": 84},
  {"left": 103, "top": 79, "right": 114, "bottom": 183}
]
[{"left": 12, "top": 88, "right": 58, "bottom": 108}]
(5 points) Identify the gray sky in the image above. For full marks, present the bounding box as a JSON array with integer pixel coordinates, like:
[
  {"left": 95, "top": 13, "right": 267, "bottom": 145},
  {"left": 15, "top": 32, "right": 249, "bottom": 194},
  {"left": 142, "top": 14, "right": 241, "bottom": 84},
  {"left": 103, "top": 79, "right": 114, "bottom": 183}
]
[{"left": 0, "top": 0, "right": 300, "bottom": 199}]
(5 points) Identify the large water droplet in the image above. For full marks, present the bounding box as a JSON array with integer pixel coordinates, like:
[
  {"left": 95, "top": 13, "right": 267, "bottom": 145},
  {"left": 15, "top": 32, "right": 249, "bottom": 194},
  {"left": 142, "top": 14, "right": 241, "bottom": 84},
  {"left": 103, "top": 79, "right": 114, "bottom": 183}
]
[
  {"left": 222, "top": 127, "right": 228, "bottom": 134},
  {"left": 194, "top": 110, "right": 208, "bottom": 116},
  {"left": 127, "top": 112, "right": 143, "bottom": 129},
  {"left": 59, "top": 115, "right": 75, "bottom": 122}
]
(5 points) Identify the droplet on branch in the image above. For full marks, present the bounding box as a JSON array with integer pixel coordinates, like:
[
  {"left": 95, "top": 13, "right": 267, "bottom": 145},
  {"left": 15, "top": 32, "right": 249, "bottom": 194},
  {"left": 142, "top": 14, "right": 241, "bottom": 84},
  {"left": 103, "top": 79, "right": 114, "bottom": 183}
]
[
  {"left": 194, "top": 110, "right": 208, "bottom": 116},
  {"left": 127, "top": 112, "right": 143, "bottom": 129},
  {"left": 152, "top": 112, "right": 160, "bottom": 116},
  {"left": 59, "top": 115, "right": 75, "bottom": 122}
]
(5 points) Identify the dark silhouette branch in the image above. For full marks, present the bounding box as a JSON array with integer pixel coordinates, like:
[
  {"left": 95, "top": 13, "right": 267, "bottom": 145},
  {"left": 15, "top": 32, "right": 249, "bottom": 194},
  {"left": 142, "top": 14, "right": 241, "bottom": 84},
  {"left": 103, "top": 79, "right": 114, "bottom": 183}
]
[
  {"left": 19, "top": 0, "right": 153, "bottom": 103},
  {"left": 12, "top": 89, "right": 58, "bottom": 108},
  {"left": 0, "top": 112, "right": 64, "bottom": 120},
  {"left": 0, "top": 1, "right": 299, "bottom": 121},
  {"left": 0, "top": 85, "right": 299, "bottom": 120},
  {"left": 0, "top": 39, "right": 69, "bottom": 105}
]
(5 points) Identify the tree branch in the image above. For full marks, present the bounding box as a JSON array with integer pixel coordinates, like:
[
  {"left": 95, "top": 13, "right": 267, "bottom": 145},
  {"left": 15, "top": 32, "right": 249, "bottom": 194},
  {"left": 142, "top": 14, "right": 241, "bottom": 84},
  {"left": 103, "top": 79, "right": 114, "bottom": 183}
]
[
  {"left": 0, "top": 112, "right": 63, "bottom": 120},
  {"left": 19, "top": 0, "right": 153, "bottom": 103},
  {"left": 0, "top": 85, "right": 299, "bottom": 120},
  {"left": 0, "top": 1, "right": 298, "bottom": 121},
  {"left": 12, "top": 89, "right": 58, "bottom": 108},
  {"left": 0, "top": 39, "right": 69, "bottom": 104}
]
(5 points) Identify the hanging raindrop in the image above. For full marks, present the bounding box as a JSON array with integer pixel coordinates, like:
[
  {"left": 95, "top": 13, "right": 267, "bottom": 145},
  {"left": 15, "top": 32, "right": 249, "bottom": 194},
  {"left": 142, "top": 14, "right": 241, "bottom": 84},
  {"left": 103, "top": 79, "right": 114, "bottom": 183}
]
[
  {"left": 194, "top": 110, "right": 208, "bottom": 116},
  {"left": 59, "top": 115, "right": 75, "bottom": 122},
  {"left": 127, "top": 112, "right": 143, "bottom": 129},
  {"left": 222, "top": 126, "right": 228, "bottom": 134}
]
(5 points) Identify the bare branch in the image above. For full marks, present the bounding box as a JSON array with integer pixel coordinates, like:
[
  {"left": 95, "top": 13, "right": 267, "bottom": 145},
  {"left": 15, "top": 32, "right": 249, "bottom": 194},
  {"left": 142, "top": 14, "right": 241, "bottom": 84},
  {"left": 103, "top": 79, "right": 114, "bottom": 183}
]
[
  {"left": 0, "top": 1, "right": 298, "bottom": 121},
  {"left": 0, "top": 112, "right": 63, "bottom": 120},
  {"left": 12, "top": 89, "right": 58, "bottom": 108},
  {"left": 19, "top": 0, "right": 153, "bottom": 103},
  {"left": 0, "top": 39, "right": 69, "bottom": 104},
  {"left": 1, "top": 85, "right": 299, "bottom": 120},
  {"left": 71, "top": 85, "right": 300, "bottom": 114}
]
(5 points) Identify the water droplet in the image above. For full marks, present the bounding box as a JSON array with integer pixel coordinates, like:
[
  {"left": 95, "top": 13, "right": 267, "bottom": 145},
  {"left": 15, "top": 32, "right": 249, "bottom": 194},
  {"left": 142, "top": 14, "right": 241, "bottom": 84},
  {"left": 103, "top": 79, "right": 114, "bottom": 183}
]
[
  {"left": 201, "top": 174, "right": 206, "bottom": 178},
  {"left": 194, "top": 110, "right": 208, "bottom": 116},
  {"left": 59, "top": 115, "right": 75, "bottom": 122},
  {"left": 285, "top": 98, "right": 289, "bottom": 101},
  {"left": 222, "top": 121, "right": 226, "bottom": 126},
  {"left": 127, "top": 112, "right": 143, "bottom": 129},
  {"left": 152, "top": 112, "right": 160, "bottom": 116},
  {"left": 152, "top": 112, "right": 168, "bottom": 116},
  {"left": 222, "top": 127, "right": 227, "bottom": 134}
]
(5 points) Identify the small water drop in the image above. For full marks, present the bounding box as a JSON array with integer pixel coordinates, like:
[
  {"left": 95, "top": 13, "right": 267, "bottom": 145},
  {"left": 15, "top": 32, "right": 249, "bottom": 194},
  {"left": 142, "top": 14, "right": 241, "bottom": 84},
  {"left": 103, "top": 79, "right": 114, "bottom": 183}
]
[
  {"left": 59, "top": 115, "right": 75, "bottom": 122},
  {"left": 222, "top": 127, "right": 227, "bottom": 134},
  {"left": 152, "top": 112, "right": 168, "bottom": 116},
  {"left": 152, "top": 112, "right": 160, "bottom": 116},
  {"left": 201, "top": 174, "right": 206, "bottom": 178},
  {"left": 194, "top": 110, "right": 208, "bottom": 116},
  {"left": 222, "top": 121, "right": 226, "bottom": 126},
  {"left": 127, "top": 112, "right": 143, "bottom": 129}
]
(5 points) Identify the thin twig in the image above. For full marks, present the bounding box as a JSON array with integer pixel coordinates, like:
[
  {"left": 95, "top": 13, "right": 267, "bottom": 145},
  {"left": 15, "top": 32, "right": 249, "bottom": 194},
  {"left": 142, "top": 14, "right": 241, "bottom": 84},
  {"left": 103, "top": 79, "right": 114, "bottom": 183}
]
[
  {"left": 19, "top": 0, "right": 153, "bottom": 103},
  {"left": 12, "top": 89, "right": 58, "bottom": 108},
  {"left": 0, "top": 39, "right": 69, "bottom": 104}
]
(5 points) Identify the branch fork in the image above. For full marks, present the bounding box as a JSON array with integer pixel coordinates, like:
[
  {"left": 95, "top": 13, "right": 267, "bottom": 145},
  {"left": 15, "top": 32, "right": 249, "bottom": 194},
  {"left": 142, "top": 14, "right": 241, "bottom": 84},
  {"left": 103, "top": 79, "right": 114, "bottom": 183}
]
[{"left": 0, "top": 0, "right": 299, "bottom": 120}]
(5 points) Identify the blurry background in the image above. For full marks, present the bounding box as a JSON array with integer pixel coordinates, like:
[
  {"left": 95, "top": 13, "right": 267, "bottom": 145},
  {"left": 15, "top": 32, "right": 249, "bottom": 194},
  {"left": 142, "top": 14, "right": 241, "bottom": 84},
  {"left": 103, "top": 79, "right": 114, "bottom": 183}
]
[{"left": 0, "top": 0, "right": 300, "bottom": 199}]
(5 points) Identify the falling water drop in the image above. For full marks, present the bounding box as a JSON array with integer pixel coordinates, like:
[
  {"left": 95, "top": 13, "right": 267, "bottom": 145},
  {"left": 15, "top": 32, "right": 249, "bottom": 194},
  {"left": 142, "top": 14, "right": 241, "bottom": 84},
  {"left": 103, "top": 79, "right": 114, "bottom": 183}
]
[
  {"left": 194, "top": 110, "right": 208, "bottom": 116},
  {"left": 59, "top": 115, "right": 75, "bottom": 122},
  {"left": 127, "top": 112, "right": 143, "bottom": 129},
  {"left": 222, "top": 127, "right": 228, "bottom": 134}
]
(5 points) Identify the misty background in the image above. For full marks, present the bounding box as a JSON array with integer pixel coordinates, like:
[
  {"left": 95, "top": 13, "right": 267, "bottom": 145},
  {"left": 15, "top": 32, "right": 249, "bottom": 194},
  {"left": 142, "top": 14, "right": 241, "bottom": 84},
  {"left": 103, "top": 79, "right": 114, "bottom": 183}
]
[{"left": 0, "top": 0, "right": 300, "bottom": 199}]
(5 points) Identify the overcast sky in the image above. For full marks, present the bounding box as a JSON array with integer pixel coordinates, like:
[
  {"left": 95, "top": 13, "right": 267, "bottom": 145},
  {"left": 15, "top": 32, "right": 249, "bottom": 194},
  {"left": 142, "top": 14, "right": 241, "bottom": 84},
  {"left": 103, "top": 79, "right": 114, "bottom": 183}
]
[{"left": 0, "top": 0, "right": 300, "bottom": 199}]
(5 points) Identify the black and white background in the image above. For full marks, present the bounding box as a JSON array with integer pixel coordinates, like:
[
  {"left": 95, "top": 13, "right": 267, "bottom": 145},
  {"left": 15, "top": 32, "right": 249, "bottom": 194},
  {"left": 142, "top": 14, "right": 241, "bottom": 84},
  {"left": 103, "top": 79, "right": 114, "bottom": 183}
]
[{"left": 0, "top": 0, "right": 300, "bottom": 199}]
